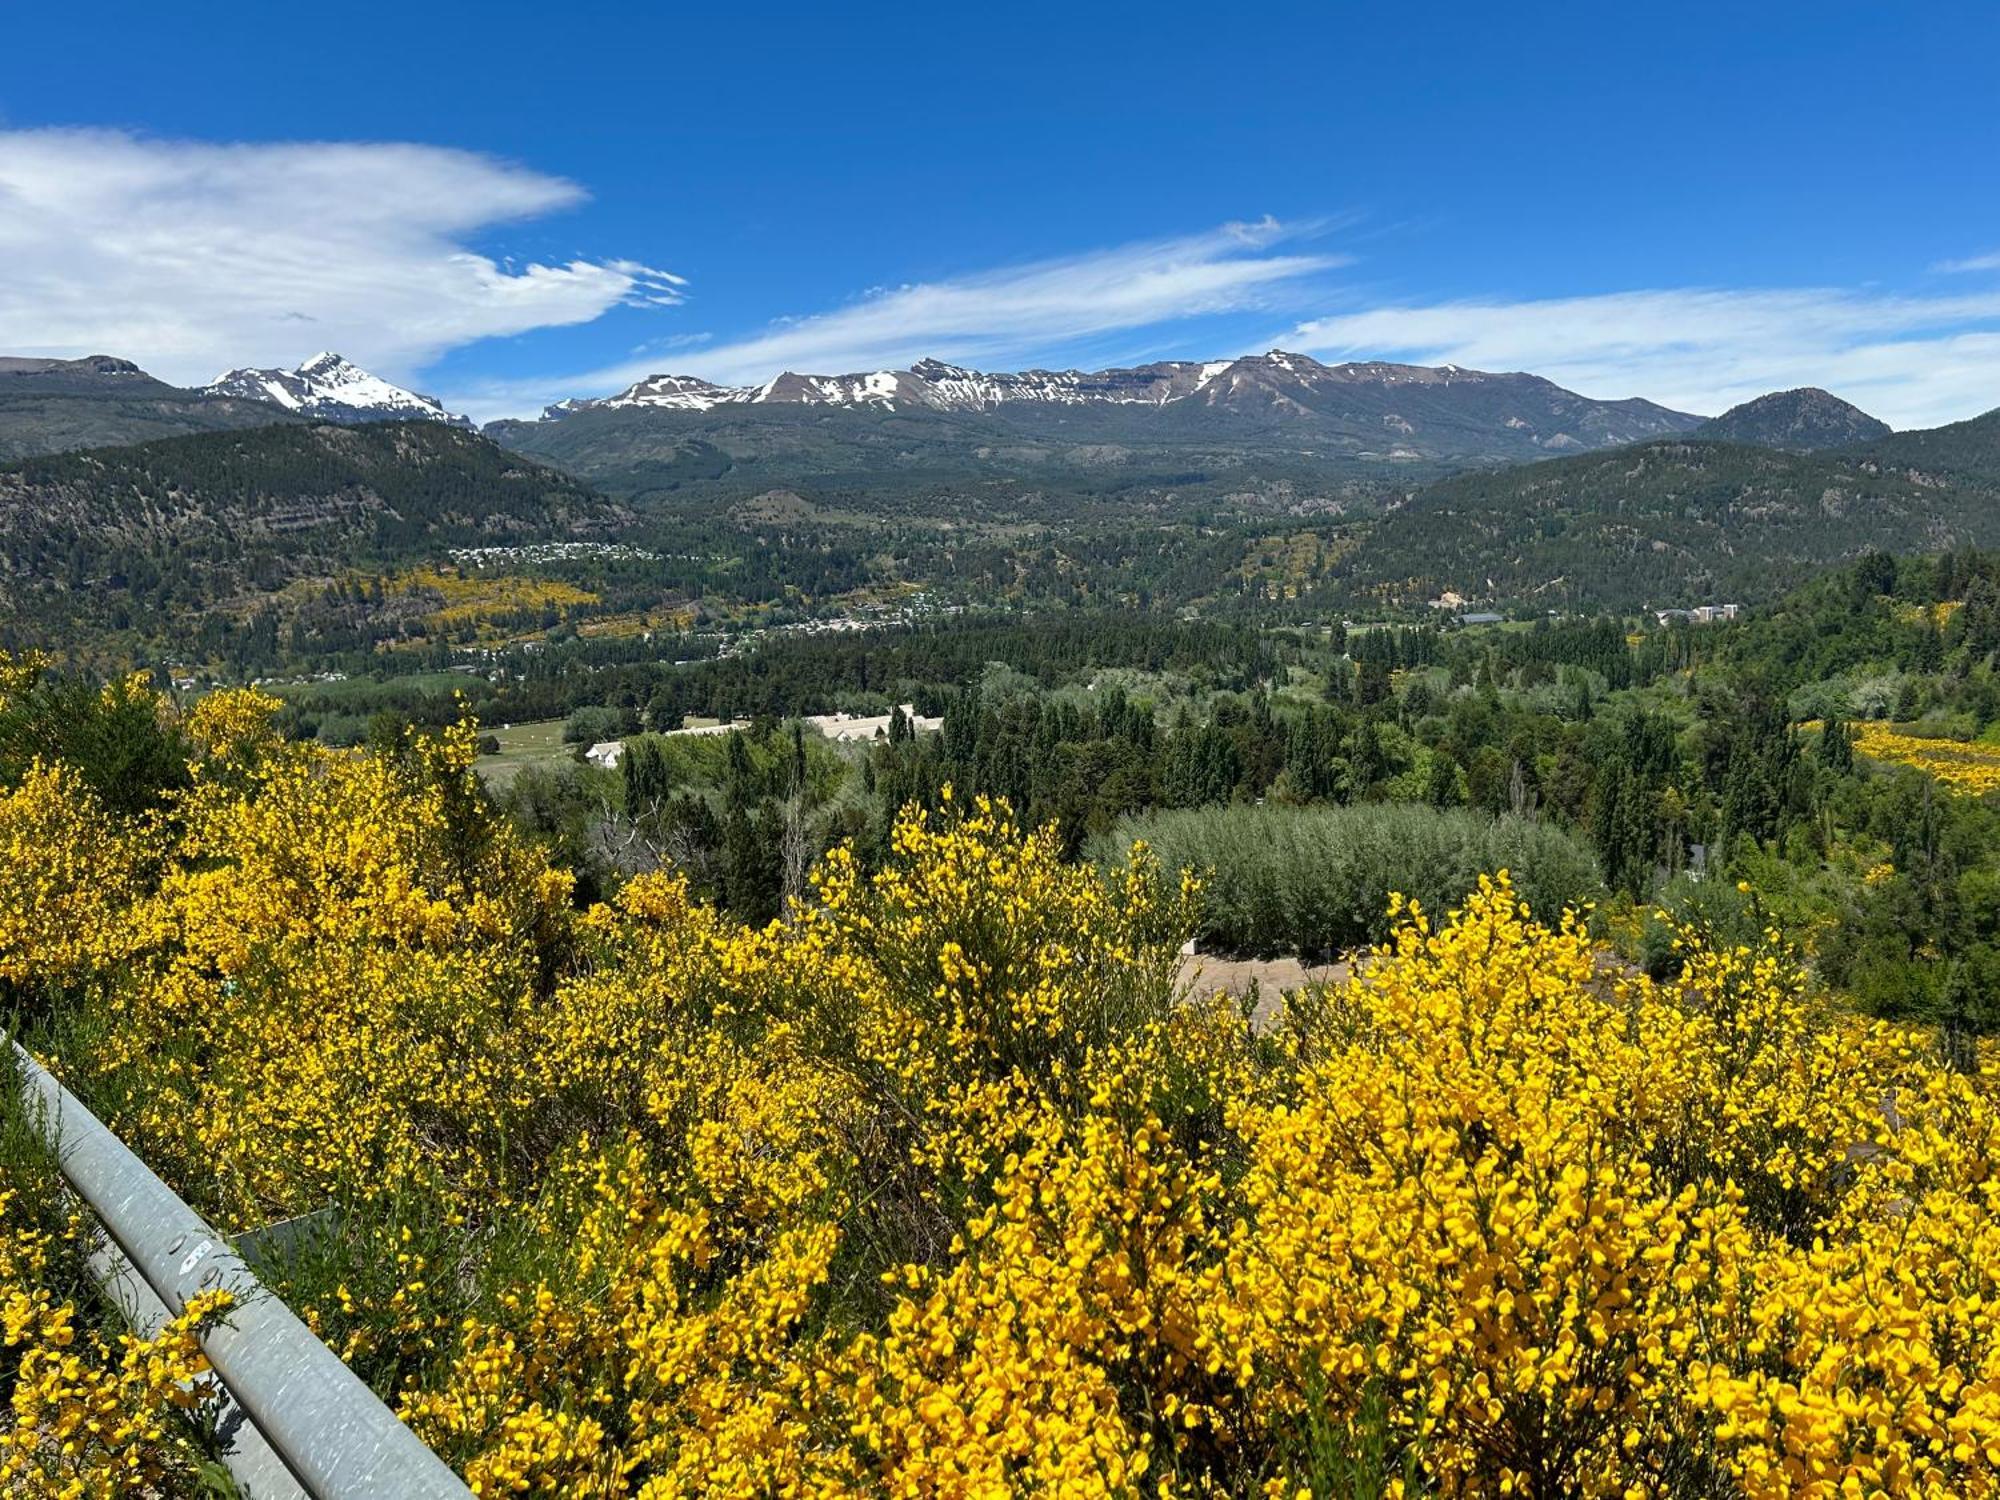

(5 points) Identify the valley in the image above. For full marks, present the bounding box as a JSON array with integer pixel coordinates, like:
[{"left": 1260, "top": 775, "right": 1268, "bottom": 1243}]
[
  {"left": 5, "top": 348, "right": 1999, "bottom": 696},
  {"left": 14, "top": 14, "right": 2000, "bottom": 1496}
]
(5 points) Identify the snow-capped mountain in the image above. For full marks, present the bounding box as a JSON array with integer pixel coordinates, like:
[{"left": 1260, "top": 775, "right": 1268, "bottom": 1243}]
[
  {"left": 540, "top": 354, "right": 1243, "bottom": 416},
  {"left": 202, "top": 353, "right": 472, "bottom": 428},
  {"left": 488, "top": 348, "right": 1708, "bottom": 502},
  {"left": 528, "top": 349, "right": 1700, "bottom": 454}
]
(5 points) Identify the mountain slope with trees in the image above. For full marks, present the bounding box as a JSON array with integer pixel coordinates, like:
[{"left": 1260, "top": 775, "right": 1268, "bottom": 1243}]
[
  {"left": 0, "top": 422, "right": 627, "bottom": 655},
  {"left": 1695, "top": 387, "right": 1891, "bottom": 450},
  {"left": 0, "top": 354, "right": 298, "bottom": 460},
  {"left": 1332, "top": 437, "right": 2000, "bottom": 609},
  {"left": 1857, "top": 405, "right": 2000, "bottom": 482}
]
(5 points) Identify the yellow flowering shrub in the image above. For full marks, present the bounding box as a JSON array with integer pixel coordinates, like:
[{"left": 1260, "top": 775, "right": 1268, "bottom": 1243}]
[
  {"left": 0, "top": 652, "right": 49, "bottom": 710},
  {"left": 0, "top": 761, "right": 149, "bottom": 989},
  {"left": 1852, "top": 721, "right": 2000, "bottom": 794},
  {"left": 0, "top": 1185, "right": 231, "bottom": 1498},
  {"left": 1189, "top": 886, "right": 2000, "bottom": 1495},
  {"left": 6, "top": 683, "right": 2000, "bottom": 1495}
]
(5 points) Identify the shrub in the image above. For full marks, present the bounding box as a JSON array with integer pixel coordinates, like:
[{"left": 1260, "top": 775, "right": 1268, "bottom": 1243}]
[
  {"left": 13, "top": 672, "right": 2000, "bottom": 1496},
  {"left": 1090, "top": 801, "right": 1602, "bottom": 955},
  {"left": 0, "top": 655, "right": 188, "bottom": 815}
]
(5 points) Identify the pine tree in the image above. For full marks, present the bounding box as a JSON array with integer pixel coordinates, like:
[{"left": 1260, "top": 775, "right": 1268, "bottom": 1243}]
[
  {"left": 1347, "top": 721, "right": 1386, "bottom": 798},
  {"left": 1424, "top": 751, "right": 1462, "bottom": 809}
]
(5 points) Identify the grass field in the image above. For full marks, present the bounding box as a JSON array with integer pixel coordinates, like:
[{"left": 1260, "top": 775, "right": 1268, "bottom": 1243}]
[{"left": 473, "top": 717, "right": 573, "bottom": 787}]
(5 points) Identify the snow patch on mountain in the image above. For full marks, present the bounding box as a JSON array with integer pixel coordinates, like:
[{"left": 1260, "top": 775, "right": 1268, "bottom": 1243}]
[
  {"left": 201, "top": 353, "right": 472, "bottom": 428},
  {"left": 519, "top": 350, "right": 1701, "bottom": 459}
]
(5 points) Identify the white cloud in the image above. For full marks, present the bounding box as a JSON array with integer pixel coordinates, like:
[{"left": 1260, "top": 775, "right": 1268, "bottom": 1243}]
[
  {"left": 0, "top": 128, "right": 680, "bottom": 386},
  {"left": 457, "top": 218, "right": 1342, "bottom": 421},
  {"left": 1283, "top": 285, "right": 2000, "bottom": 429},
  {"left": 23, "top": 131, "right": 1988, "bottom": 435}
]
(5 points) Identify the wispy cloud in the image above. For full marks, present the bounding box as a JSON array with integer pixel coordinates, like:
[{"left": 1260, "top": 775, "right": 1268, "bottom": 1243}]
[
  {"left": 18, "top": 128, "right": 1992, "bottom": 434},
  {"left": 0, "top": 128, "right": 680, "bottom": 386},
  {"left": 1282, "top": 284, "right": 2000, "bottom": 428},
  {"left": 456, "top": 219, "right": 1343, "bottom": 421}
]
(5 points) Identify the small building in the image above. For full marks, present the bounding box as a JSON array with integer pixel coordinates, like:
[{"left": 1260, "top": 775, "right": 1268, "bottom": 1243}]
[
  {"left": 585, "top": 740, "right": 625, "bottom": 769},
  {"left": 802, "top": 703, "right": 945, "bottom": 741},
  {"left": 1657, "top": 604, "right": 1739, "bottom": 627},
  {"left": 1456, "top": 611, "right": 1504, "bottom": 627}
]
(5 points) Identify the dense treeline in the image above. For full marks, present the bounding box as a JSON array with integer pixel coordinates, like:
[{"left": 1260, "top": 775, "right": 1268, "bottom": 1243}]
[
  {"left": 1724, "top": 546, "right": 2000, "bottom": 714},
  {"left": 1087, "top": 803, "right": 1600, "bottom": 956},
  {"left": 288, "top": 613, "right": 1277, "bottom": 741},
  {"left": 479, "top": 612, "right": 1688, "bottom": 930}
]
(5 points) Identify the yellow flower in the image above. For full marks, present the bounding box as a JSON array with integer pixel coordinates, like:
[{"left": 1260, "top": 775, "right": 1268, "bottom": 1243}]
[{"left": 8, "top": 687, "right": 1999, "bottom": 1497}]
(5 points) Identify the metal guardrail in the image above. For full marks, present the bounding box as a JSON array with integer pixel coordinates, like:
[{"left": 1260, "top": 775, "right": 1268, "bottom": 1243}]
[{"left": 10, "top": 1040, "right": 472, "bottom": 1500}]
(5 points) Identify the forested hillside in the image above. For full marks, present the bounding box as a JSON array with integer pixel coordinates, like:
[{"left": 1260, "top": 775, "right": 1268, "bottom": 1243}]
[
  {"left": 11, "top": 355, "right": 1999, "bottom": 681},
  {"left": 1693, "top": 387, "right": 1890, "bottom": 450},
  {"left": 1860, "top": 405, "right": 2000, "bottom": 482},
  {"left": 1332, "top": 436, "right": 2000, "bottom": 608},
  {"left": 0, "top": 422, "right": 627, "bottom": 657},
  {"left": 487, "top": 397, "right": 1406, "bottom": 521}
]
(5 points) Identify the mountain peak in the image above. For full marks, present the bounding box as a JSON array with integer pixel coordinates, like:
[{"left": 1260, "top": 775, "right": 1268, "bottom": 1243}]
[
  {"left": 910, "top": 357, "right": 978, "bottom": 380},
  {"left": 201, "top": 355, "right": 471, "bottom": 428},
  {"left": 1697, "top": 387, "right": 1891, "bottom": 451}
]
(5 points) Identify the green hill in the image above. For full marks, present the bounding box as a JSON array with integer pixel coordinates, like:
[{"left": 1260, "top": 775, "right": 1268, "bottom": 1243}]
[
  {"left": 1694, "top": 387, "right": 1890, "bottom": 451},
  {"left": 1855, "top": 406, "right": 2000, "bottom": 482},
  {"left": 1331, "top": 437, "right": 1999, "bottom": 610},
  {"left": 0, "top": 422, "right": 628, "bottom": 655}
]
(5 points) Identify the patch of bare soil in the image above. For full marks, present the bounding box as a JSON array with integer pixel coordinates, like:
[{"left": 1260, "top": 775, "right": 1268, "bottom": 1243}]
[{"left": 1176, "top": 951, "right": 1352, "bottom": 1032}]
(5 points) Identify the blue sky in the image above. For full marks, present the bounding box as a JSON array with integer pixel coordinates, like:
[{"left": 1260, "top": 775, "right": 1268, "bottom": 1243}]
[{"left": 4, "top": 0, "right": 1999, "bottom": 425}]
